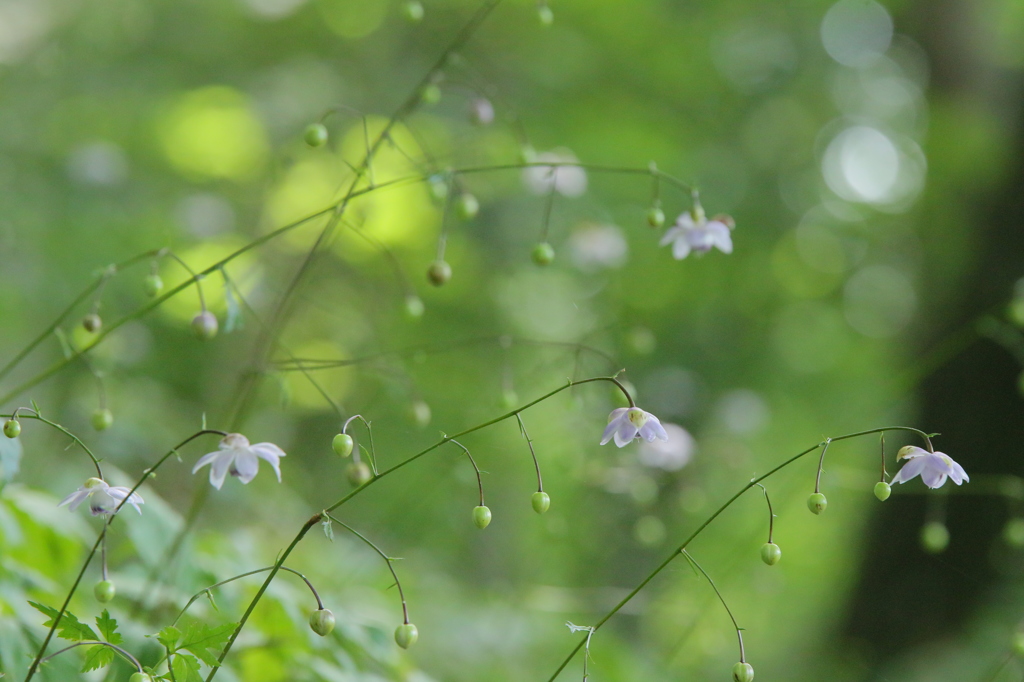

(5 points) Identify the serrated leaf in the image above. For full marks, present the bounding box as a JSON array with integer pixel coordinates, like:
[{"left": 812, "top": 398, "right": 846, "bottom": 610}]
[
  {"left": 96, "top": 610, "right": 122, "bottom": 645},
  {"left": 80, "top": 644, "right": 114, "bottom": 672},
  {"left": 28, "top": 602, "right": 98, "bottom": 642},
  {"left": 179, "top": 621, "right": 236, "bottom": 667},
  {"left": 321, "top": 514, "right": 334, "bottom": 542},
  {"left": 157, "top": 625, "right": 182, "bottom": 649},
  {"left": 171, "top": 653, "right": 203, "bottom": 682}
]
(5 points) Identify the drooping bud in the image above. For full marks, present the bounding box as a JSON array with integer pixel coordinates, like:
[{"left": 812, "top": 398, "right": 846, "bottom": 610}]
[
  {"left": 129, "top": 674, "right": 154, "bottom": 682},
  {"left": 309, "top": 608, "right": 336, "bottom": 636},
  {"left": 646, "top": 206, "right": 665, "bottom": 228},
  {"left": 760, "top": 542, "right": 781, "bottom": 566},
  {"left": 531, "top": 242, "right": 555, "bottom": 266},
  {"left": 92, "top": 408, "right": 114, "bottom": 431},
  {"left": 404, "top": 294, "right": 425, "bottom": 319},
  {"left": 3, "top": 419, "right": 20, "bottom": 439},
  {"left": 920, "top": 521, "right": 950, "bottom": 554},
  {"left": 192, "top": 311, "right": 219, "bottom": 340},
  {"left": 427, "top": 260, "right": 452, "bottom": 286},
  {"left": 473, "top": 505, "right": 492, "bottom": 529},
  {"left": 332, "top": 433, "right": 354, "bottom": 458},
  {"left": 532, "top": 491, "right": 550, "bottom": 514},
  {"left": 395, "top": 622, "right": 419, "bottom": 649},
  {"left": 456, "top": 193, "right": 480, "bottom": 220},
  {"left": 143, "top": 274, "right": 164, "bottom": 298},
  {"left": 732, "top": 662, "right": 755, "bottom": 682},
  {"left": 94, "top": 580, "right": 116, "bottom": 603},
  {"left": 500, "top": 389, "right": 519, "bottom": 411},
  {"left": 807, "top": 492, "right": 827, "bottom": 515},
  {"left": 873, "top": 481, "right": 891, "bottom": 501},
  {"left": 82, "top": 313, "right": 102, "bottom": 334},
  {"left": 402, "top": 0, "right": 424, "bottom": 22},
  {"left": 1003, "top": 518, "right": 1024, "bottom": 548},
  {"left": 420, "top": 83, "right": 442, "bottom": 106},
  {"left": 347, "top": 461, "right": 372, "bottom": 487},
  {"left": 304, "top": 123, "right": 329, "bottom": 148},
  {"left": 428, "top": 175, "right": 449, "bottom": 200}
]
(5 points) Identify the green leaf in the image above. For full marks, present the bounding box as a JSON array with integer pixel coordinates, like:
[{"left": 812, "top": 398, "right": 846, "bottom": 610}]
[
  {"left": 178, "top": 621, "right": 236, "bottom": 667},
  {"left": 170, "top": 653, "right": 203, "bottom": 682},
  {"left": 96, "top": 610, "right": 122, "bottom": 645},
  {"left": 28, "top": 602, "right": 98, "bottom": 642},
  {"left": 322, "top": 513, "right": 334, "bottom": 542},
  {"left": 157, "top": 625, "right": 182, "bottom": 649},
  {"left": 80, "top": 644, "right": 114, "bottom": 672}
]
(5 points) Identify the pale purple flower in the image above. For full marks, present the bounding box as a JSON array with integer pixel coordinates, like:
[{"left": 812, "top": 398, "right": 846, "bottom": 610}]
[
  {"left": 659, "top": 203, "right": 734, "bottom": 260},
  {"left": 890, "top": 445, "right": 969, "bottom": 489},
  {"left": 601, "top": 407, "right": 669, "bottom": 448},
  {"left": 59, "top": 478, "right": 144, "bottom": 516},
  {"left": 192, "top": 433, "right": 286, "bottom": 489},
  {"left": 523, "top": 149, "right": 588, "bottom": 197}
]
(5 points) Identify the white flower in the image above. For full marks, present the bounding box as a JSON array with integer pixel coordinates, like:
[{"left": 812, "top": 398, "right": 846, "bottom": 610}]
[
  {"left": 58, "top": 477, "right": 144, "bottom": 516},
  {"left": 600, "top": 407, "right": 669, "bottom": 448},
  {"left": 659, "top": 204, "right": 734, "bottom": 260},
  {"left": 890, "top": 446, "right": 969, "bottom": 489},
  {"left": 523, "top": 149, "right": 588, "bottom": 197},
  {"left": 192, "top": 433, "right": 286, "bottom": 490}
]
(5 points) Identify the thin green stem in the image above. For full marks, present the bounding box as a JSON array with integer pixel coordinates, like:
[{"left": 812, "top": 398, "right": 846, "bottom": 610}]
[
  {"left": 517, "top": 414, "right": 544, "bottom": 492},
  {"left": 3, "top": 409, "right": 103, "bottom": 478},
  {"left": 162, "top": 250, "right": 208, "bottom": 312},
  {"left": 814, "top": 438, "right": 831, "bottom": 493},
  {"left": 450, "top": 439, "right": 485, "bottom": 506},
  {"left": 39, "top": 640, "right": 143, "bottom": 672},
  {"left": 325, "top": 513, "right": 410, "bottom": 624},
  {"left": 681, "top": 551, "right": 745, "bottom": 663},
  {"left": 172, "top": 565, "right": 323, "bottom": 627},
  {"left": 755, "top": 484, "right": 774, "bottom": 543}
]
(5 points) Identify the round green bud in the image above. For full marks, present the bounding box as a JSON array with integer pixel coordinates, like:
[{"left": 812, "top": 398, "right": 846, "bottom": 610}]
[
  {"left": 143, "top": 274, "right": 164, "bottom": 298},
  {"left": 332, "top": 433, "right": 354, "bottom": 458},
  {"left": 129, "top": 674, "right": 154, "bottom": 682},
  {"left": 304, "top": 123, "right": 329, "bottom": 148},
  {"left": 347, "top": 461, "right": 372, "bottom": 488},
  {"left": 532, "top": 491, "right": 551, "bottom": 514},
  {"left": 82, "top": 313, "right": 102, "bottom": 334},
  {"left": 920, "top": 521, "right": 950, "bottom": 554},
  {"left": 807, "top": 492, "right": 827, "bottom": 515},
  {"left": 420, "top": 83, "right": 441, "bottom": 106},
  {"left": 732, "top": 662, "right": 755, "bottom": 682},
  {"left": 760, "top": 542, "right": 781, "bottom": 566},
  {"left": 309, "top": 608, "right": 335, "bottom": 636},
  {"left": 404, "top": 294, "right": 425, "bottom": 319},
  {"left": 1013, "top": 631, "right": 1024, "bottom": 658},
  {"left": 427, "top": 260, "right": 452, "bottom": 286},
  {"left": 94, "top": 580, "right": 115, "bottom": 603},
  {"left": 500, "top": 389, "right": 519, "bottom": 411},
  {"left": 646, "top": 206, "right": 665, "bottom": 228},
  {"left": 428, "top": 176, "right": 449, "bottom": 200},
  {"left": 873, "top": 481, "right": 891, "bottom": 502},
  {"left": 92, "top": 408, "right": 114, "bottom": 432},
  {"left": 3, "top": 419, "right": 20, "bottom": 439},
  {"left": 1004, "top": 518, "right": 1024, "bottom": 548},
  {"left": 456, "top": 193, "right": 480, "bottom": 220},
  {"left": 531, "top": 242, "right": 555, "bottom": 266},
  {"left": 473, "top": 505, "right": 492, "bottom": 529},
  {"left": 395, "top": 622, "right": 419, "bottom": 649},
  {"left": 402, "top": 0, "right": 424, "bottom": 22},
  {"left": 537, "top": 4, "right": 554, "bottom": 26},
  {"left": 192, "top": 311, "right": 219, "bottom": 340}
]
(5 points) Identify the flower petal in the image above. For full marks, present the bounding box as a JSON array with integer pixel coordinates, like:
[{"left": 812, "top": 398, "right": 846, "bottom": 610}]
[
  {"left": 613, "top": 423, "right": 638, "bottom": 447},
  {"left": 58, "top": 489, "right": 90, "bottom": 511},
  {"left": 209, "top": 452, "right": 233, "bottom": 490},
  {"left": 920, "top": 467, "right": 948, "bottom": 489},
  {"left": 949, "top": 459, "right": 969, "bottom": 485},
  {"left": 251, "top": 443, "right": 285, "bottom": 482},
  {"left": 639, "top": 417, "right": 669, "bottom": 442},
  {"left": 231, "top": 449, "right": 259, "bottom": 484},
  {"left": 891, "top": 456, "right": 927, "bottom": 485},
  {"left": 707, "top": 221, "right": 733, "bottom": 254},
  {"left": 600, "top": 411, "right": 628, "bottom": 445},
  {"left": 671, "top": 237, "right": 692, "bottom": 260},
  {"left": 659, "top": 226, "right": 683, "bottom": 247},
  {"left": 192, "top": 450, "right": 222, "bottom": 474}
]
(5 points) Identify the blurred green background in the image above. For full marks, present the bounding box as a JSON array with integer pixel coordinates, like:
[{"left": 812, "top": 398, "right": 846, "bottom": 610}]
[{"left": 2, "top": 0, "right": 1024, "bottom": 680}]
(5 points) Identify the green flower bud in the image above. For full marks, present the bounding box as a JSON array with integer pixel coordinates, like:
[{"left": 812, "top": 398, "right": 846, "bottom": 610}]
[
  {"left": 94, "top": 580, "right": 116, "bottom": 603},
  {"left": 82, "top": 313, "right": 102, "bottom": 334},
  {"left": 3, "top": 419, "right": 20, "bottom": 439},
  {"left": 395, "top": 622, "right": 419, "bottom": 649},
  {"left": 920, "top": 521, "right": 950, "bottom": 554},
  {"left": 192, "top": 311, "right": 219, "bottom": 340},
  {"left": 456, "top": 193, "right": 480, "bottom": 220},
  {"left": 531, "top": 242, "right": 555, "bottom": 266},
  {"left": 420, "top": 83, "right": 442, "bottom": 106},
  {"left": 760, "top": 542, "right": 781, "bottom": 566},
  {"left": 807, "top": 492, "right": 827, "bottom": 515},
  {"left": 646, "top": 206, "right": 665, "bottom": 228},
  {"left": 500, "top": 389, "right": 519, "bottom": 411},
  {"left": 304, "top": 123, "right": 329, "bottom": 148},
  {"left": 309, "top": 608, "right": 335, "bottom": 636},
  {"left": 404, "top": 294, "right": 425, "bottom": 319},
  {"left": 143, "top": 274, "right": 164, "bottom": 298},
  {"left": 92, "top": 408, "right": 114, "bottom": 432},
  {"left": 428, "top": 176, "right": 449, "bottom": 200},
  {"left": 537, "top": 4, "right": 554, "bottom": 26},
  {"left": 129, "top": 674, "right": 154, "bottom": 682},
  {"left": 873, "top": 481, "right": 891, "bottom": 502},
  {"left": 531, "top": 491, "right": 550, "bottom": 514},
  {"left": 332, "top": 433, "right": 354, "bottom": 458},
  {"left": 473, "top": 505, "right": 492, "bottom": 529},
  {"left": 427, "top": 260, "right": 452, "bottom": 286},
  {"left": 347, "top": 461, "right": 372, "bottom": 488},
  {"left": 402, "top": 0, "right": 424, "bottom": 22},
  {"left": 732, "top": 662, "right": 754, "bottom": 682},
  {"left": 1004, "top": 518, "right": 1024, "bottom": 548}
]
